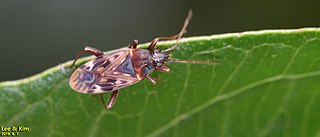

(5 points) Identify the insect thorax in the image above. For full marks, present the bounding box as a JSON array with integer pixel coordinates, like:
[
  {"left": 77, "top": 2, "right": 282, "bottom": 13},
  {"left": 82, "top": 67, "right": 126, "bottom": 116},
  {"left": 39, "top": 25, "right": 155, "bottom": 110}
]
[{"left": 130, "top": 49, "right": 155, "bottom": 79}]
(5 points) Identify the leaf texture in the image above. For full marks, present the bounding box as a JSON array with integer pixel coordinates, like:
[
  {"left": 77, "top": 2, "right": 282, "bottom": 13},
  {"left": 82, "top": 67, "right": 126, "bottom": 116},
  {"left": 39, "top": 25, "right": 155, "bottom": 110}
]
[{"left": 1, "top": 28, "right": 320, "bottom": 137}]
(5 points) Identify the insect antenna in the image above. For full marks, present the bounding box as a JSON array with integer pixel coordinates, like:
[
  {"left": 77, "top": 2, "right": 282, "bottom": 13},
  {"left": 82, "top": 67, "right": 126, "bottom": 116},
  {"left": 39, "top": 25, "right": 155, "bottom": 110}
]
[
  {"left": 166, "top": 59, "right": 221, "bottom": 65},
  {"left": 164, "top": 9, "right": 193, "bottom": 52}
]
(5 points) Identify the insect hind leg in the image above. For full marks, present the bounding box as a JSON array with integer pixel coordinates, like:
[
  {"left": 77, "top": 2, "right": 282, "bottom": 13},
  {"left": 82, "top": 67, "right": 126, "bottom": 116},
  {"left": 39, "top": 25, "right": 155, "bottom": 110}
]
[
  {"left": 100, "top": 90, "right": 119, "bottom": 110},
  {"left": 70, "top": 46, "right": 104, "bottom": 68}
]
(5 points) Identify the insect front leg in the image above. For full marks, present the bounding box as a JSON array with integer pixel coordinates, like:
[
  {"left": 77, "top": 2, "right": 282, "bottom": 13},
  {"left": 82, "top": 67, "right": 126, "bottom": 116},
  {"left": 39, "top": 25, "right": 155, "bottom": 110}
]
[
  {"left": 147, "top": 35, "right": 179, "bottom": 51},
  {"left": 148, "top": 10, "right": 192, "bottom": 51},
  {"left": 128, "top": 39, "right": 139, "bottom": 49},
  {"left": 105, "top": 90, "right": 119, "bottom": 110},
  {"left": 70, "top": 46, "right": 104, "bottom": 68},
  {"left": 156, "top": 64, "right": 170, "bottom": 72}
]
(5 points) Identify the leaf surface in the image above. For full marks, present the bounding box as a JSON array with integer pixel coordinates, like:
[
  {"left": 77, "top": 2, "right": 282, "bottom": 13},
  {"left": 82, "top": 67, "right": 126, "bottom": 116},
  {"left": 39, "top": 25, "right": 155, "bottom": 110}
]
[{"left": 1, "top": 28, "right": 320, "bottom": 137}]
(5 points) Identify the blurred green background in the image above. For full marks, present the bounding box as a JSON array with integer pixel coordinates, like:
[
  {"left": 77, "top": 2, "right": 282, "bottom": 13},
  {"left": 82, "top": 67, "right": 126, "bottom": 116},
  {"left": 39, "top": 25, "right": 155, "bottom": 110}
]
[{"left": 1, "top": 0, "right": 320, "bottom": 81}]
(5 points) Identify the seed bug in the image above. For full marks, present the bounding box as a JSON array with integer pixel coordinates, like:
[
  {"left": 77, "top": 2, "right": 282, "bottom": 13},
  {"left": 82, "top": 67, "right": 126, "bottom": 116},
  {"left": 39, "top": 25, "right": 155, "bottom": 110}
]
[{"left": 69, "top": 10, "right": 207, "bottom": 110}]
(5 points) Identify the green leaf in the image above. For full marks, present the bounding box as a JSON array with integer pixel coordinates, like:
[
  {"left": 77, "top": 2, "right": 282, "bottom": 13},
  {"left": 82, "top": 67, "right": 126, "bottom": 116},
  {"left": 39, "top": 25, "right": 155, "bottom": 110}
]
[{"left": 1, "top": 28, "right": 320, "bottom": 137}]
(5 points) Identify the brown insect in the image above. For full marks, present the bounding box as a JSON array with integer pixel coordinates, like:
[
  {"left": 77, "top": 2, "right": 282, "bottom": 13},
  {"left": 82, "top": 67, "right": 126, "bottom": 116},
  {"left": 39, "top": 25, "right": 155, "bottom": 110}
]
[{"left": 69, "top": 10, "right": 205, "bottom": 110}]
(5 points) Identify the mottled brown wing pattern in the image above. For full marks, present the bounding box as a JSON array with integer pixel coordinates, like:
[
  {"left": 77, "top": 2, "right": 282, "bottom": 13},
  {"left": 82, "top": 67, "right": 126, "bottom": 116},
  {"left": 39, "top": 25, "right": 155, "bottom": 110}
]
[
  {"left": 69, "top": 50, "right": 140, "bottom": 94},
  {"left": 69, "top": 69, "right": 96, "bottom": 93}
]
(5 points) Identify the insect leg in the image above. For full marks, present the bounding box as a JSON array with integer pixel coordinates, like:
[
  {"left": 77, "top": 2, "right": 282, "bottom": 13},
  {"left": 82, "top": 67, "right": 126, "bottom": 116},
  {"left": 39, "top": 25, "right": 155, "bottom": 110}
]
[
  {"left": 148, "top": 9, "right": 192, "bottom": 51},
  {"left": 155, "top": 64, "right": 171, "bottom": 72},
  {"left": 128, "top": 39, "right": 139, "bottom": 49},
  {"left": 70, "top": 46, "right": 104, "bottom": 68},
  {"left": 146, "top": 75, "right": 157, "bottom": 84},
  {"left": 147, "top": 38, "right": 159, "bottom": 51},
  {"left": 99, "top": 94, "right": 106, "bottom": 107},
  {"left": 147, "top": 35, "right": 178, "bottom": 51},
  {"left": 105, "top": 90, "right": 119, "bottom": 110}
]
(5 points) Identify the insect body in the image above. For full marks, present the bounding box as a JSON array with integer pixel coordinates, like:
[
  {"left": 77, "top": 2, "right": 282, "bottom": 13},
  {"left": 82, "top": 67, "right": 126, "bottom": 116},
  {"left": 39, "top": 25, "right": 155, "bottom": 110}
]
[
  {"left": 69, "top": 10, "right": 192, "bottom": 109},
  {"left": 69, "top": 48, "right": 160, "bottom": 92}
]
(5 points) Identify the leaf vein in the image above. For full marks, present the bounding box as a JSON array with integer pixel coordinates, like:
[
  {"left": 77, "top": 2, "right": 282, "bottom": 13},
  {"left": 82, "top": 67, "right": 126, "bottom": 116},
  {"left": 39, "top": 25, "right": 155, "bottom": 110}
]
[{"left": 146, "top": 70, "right": 320, "bottom": 137}]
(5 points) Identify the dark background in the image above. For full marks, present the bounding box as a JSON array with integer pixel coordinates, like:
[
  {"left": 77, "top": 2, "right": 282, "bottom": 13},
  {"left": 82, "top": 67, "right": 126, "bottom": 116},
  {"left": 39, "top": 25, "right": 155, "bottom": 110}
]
[{"left": 1, "top": 0, "right": 320, "bottom": 81}]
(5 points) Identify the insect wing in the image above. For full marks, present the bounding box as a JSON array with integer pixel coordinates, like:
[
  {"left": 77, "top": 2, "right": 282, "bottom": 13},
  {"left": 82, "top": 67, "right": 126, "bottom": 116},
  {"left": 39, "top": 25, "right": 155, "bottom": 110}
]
[{"left": 69, "top": 50, "right": 139, "bottom": 94}]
